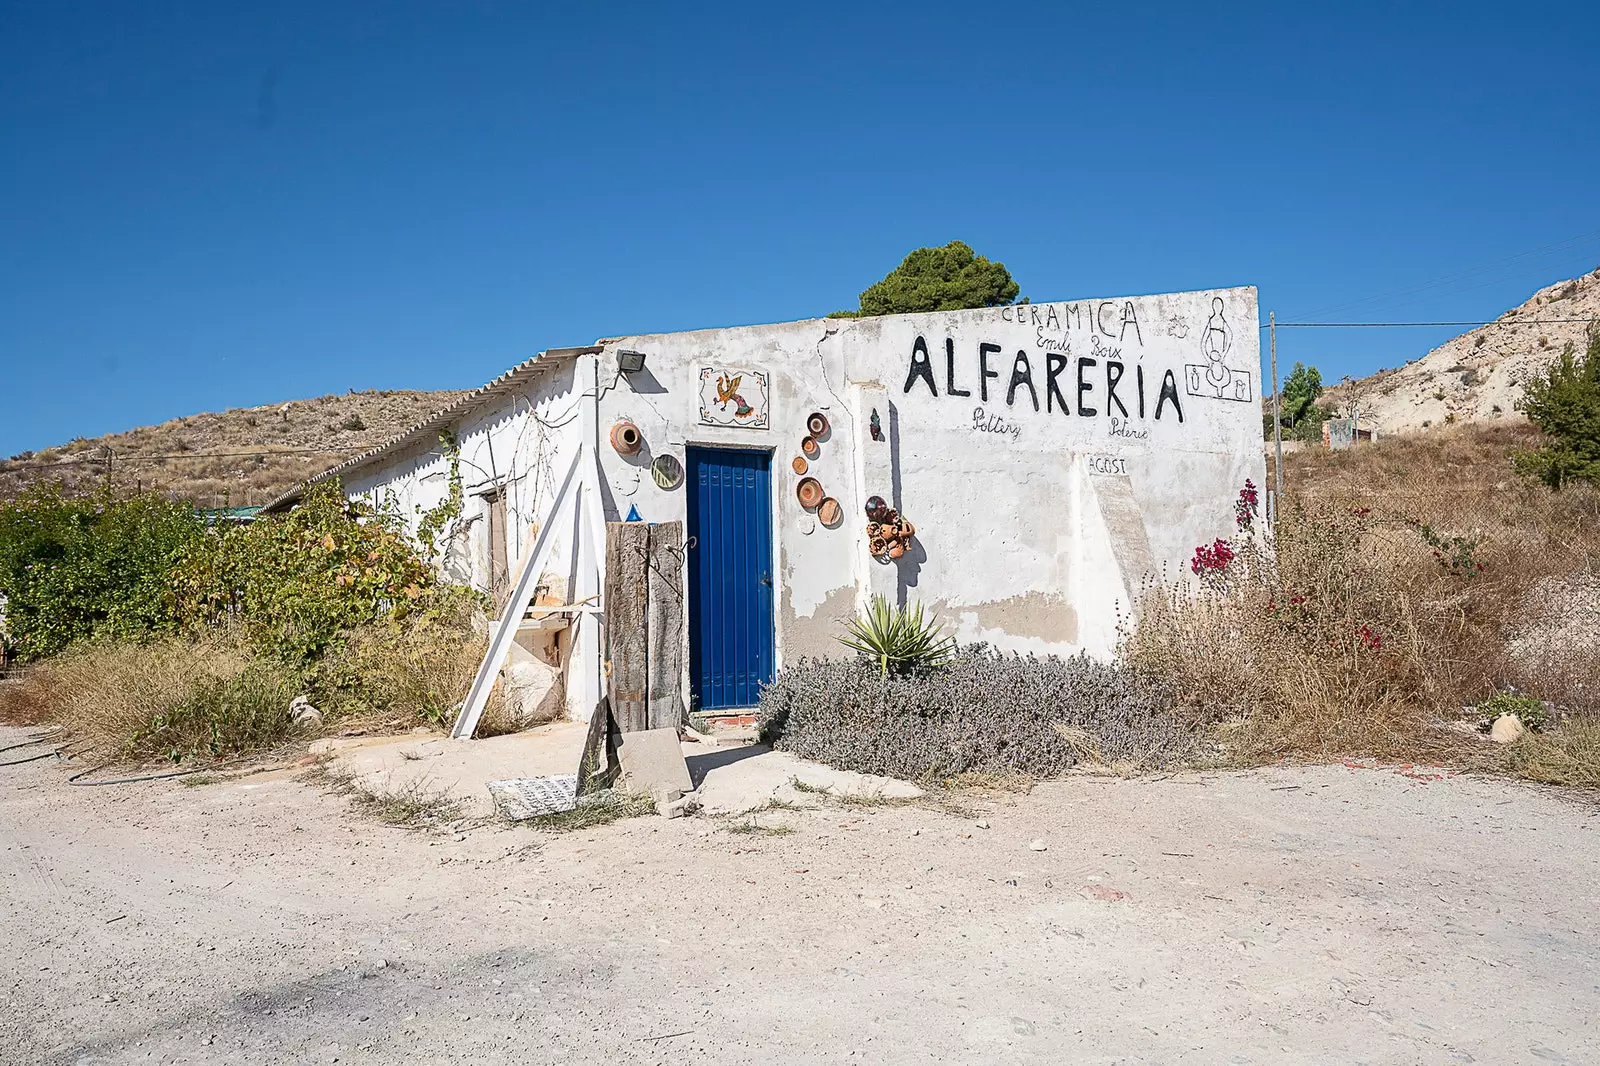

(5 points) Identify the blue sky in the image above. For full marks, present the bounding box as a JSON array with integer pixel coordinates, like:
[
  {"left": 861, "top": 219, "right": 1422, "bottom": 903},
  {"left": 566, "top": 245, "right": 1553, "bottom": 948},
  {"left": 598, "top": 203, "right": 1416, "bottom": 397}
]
[{"left": 2, "top": 1, "right": 1598, "bottom": 455}]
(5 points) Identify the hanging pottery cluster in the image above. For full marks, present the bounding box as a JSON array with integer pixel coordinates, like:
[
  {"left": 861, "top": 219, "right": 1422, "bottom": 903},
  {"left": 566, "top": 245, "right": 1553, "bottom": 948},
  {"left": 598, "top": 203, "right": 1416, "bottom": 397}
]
[
  {"left": 793, "top": 412, "right": 841, "bottom": 528},
  {"left": 864, "top": 495, "right": 915, "bottom": 561}
]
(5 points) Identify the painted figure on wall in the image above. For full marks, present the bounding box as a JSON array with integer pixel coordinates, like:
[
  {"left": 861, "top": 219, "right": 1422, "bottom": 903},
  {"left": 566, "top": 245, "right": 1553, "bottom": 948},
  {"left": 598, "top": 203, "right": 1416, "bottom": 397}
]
[
  {"left": 698, "top": 366, "right": 771, "bottom": 428},
  {"left": 1185, "top": 296, "right": 1252, "bottom": 403},
  {"left": 714, "top": 373, "right": 754, "bottom": 419}
]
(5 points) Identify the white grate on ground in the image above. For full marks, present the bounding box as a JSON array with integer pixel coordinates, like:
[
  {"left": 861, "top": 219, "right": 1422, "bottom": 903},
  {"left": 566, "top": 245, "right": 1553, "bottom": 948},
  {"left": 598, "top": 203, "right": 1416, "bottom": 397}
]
[{"left": 486, "top": 775, "right": 579, "bottom": 820}]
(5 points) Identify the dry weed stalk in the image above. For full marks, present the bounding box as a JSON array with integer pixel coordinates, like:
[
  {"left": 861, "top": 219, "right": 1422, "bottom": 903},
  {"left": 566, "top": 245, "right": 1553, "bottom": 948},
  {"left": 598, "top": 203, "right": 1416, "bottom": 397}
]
[{"left": 1130, "top": 424, "right": 1600, "bottom": 761}]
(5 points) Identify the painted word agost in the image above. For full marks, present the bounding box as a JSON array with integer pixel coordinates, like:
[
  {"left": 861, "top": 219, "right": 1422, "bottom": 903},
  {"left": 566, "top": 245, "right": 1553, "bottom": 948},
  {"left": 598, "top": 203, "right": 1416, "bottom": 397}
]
[{"left": 901, "top": 333, "right": 1185, "bottom": 424}]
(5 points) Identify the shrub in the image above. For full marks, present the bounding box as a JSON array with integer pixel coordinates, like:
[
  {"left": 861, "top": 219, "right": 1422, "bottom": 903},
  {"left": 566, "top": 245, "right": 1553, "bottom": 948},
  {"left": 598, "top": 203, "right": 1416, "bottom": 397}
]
[
  {"left": 173, "top": 481, "right": 479, "bottom": 666},
  {"left": 315, "top": 614, "right": 501, "bottom": 731},
  {"left": 0, "top": 486, "right": 204, "bottom": 660},
  {"left": 836, "top": 596, "right": 955, "bottom": 677},
  {"left": 21, "top": 636, "right": 302, "bottom": 761},
  {"left": 1129, "top": 449, "right": 1600, "bottom": 761},
  {"left": 339, "top": 414, "right": 367, "bottom": 432},
  {"left": 132, "top": 657, "right": 299, "bottom": 760},
  {"left": 1125, "top": 500, "right": 1441, "bottom": 758},
  {"left": 1509, "top": 723, "right": 1600, "bottom": 788},
  {"left": 1514, "top": 329, "right": 1600, "bottom": 489},
  {"left": 757, "top": 646, "right": 1194, "bottom": 780},
  {"left": 1476, "top": 691, "right": 1551, "bottom": 731}
]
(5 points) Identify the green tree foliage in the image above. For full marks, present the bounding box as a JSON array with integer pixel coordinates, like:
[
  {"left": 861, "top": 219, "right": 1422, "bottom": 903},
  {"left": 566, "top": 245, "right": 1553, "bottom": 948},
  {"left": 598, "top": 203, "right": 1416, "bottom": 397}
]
[
  {"left": 173, "top": 482, "right": 476, "bottom": 666},
  {"left": 1514, "top": 329, "right": 1600, "bottom": 488},
  {"left": 831, "top": 241, "right": 1021, "bottom": 318},
  {"left": 1264, "top": 362, "right": 1327, "bottom": 442},
  {"left": 1282, "top": 362, "right": 1324, "bottom": 425},
  {"left": 0, "top": 487, "right": 203, "bottom": 660}
]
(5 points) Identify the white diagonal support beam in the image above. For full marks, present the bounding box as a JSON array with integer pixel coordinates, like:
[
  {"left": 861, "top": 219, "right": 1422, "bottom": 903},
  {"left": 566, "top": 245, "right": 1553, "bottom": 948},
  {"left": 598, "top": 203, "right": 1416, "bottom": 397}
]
[{"left": 451, "top": 445, "right": 587, "bottom": 739}]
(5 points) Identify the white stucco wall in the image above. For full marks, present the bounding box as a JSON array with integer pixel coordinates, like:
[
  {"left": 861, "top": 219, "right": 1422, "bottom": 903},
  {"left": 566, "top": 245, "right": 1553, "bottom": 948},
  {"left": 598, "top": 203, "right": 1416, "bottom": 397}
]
[
  {"left": 594, "top": 287, "right": 1264, "bottom": 664},
  {"left": 336, "top": 287, "right": 1263, "bottom": 717},
  {"left": 344, "top": 358, "right": 585, "bottom": 600},
  {"left": 338, "top": 357, "right": 601, "bottom": 721}
]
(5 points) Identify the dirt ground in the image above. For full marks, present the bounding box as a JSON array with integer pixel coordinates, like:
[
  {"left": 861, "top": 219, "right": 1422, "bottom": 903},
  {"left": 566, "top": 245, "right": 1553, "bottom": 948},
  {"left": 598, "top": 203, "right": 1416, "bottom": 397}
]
[{"left": 2, "top": 727, "right": 1597, "bottom": 1065}]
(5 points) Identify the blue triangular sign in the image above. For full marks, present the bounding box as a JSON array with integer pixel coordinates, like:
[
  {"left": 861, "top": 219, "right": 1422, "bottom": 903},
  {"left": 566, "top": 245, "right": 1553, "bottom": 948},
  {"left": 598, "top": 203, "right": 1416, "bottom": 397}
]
[{"left": 625, "top": 504, "right": 643, "bottom": 522}]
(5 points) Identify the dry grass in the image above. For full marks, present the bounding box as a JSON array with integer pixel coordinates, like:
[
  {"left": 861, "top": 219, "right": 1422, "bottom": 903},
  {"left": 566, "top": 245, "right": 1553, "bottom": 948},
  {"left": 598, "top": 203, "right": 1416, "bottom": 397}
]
[
  {"left": 307, "top": 762, "right": 467, "bottom": 830},
  {"left": 4, "top": 622, "right": 505, "bottom": 763},
  {"left": 0, "top": 677, "right": 51, "bottom": 727},
  {"left": 1509, "top": 724, "right": 1600, "bottom": 789},
  {"left": 316, "top": 621, "right": 507, "bottom": 734},
  {"left": 530, "top": 790, "right": 656, "bottom": 832},
  {"left": 6, "top": 635, "right": 303, "bottom": 761},
  {"left": 1131, "top": 422, "right": 1600, "bottom": 765},
  {"left": 722, "top": 817, "right": 797, "bottom": 836}
]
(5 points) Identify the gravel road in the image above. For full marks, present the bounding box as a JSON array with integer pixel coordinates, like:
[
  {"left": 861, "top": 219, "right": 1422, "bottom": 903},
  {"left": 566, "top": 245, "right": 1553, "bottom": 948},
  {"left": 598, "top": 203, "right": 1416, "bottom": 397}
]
[{"left": 2, "top": 726, "right": 1597, "bottom": 1065}]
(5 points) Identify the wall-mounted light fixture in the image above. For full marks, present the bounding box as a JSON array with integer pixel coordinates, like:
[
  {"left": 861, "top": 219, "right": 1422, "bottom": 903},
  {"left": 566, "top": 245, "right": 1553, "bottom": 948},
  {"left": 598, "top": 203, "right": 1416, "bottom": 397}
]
[{"left": 617, "top": 349, "right": 648, "bottom": 374}]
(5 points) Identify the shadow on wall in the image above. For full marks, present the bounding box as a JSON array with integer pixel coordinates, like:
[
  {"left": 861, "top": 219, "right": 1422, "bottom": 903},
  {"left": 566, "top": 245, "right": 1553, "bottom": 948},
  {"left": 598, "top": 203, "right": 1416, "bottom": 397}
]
[{"left": 887, "top": 400, "right": 924, "bottom": 605}]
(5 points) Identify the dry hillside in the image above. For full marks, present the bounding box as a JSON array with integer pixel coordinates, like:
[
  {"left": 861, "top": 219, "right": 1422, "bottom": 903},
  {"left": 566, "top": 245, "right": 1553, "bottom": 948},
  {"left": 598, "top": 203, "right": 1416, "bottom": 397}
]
[
  {"left": 1320, "top": 268, "right": 1600, "bottom": 434},
  {"left": 0, "top": 389, "right": 467, "bottom": 507}
]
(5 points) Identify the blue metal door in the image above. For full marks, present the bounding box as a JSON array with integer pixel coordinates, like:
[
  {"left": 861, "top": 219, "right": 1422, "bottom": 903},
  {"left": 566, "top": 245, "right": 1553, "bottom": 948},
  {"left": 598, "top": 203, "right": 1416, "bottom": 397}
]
[{"left": 686, "top": 447, "right": 775, "bottom": 711}]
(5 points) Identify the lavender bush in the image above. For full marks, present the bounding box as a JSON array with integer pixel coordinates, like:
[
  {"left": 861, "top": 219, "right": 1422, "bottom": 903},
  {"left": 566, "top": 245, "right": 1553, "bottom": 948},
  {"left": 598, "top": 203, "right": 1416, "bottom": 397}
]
[{"left": 757, "top": 644, "right": 1199, "bottom": 781}]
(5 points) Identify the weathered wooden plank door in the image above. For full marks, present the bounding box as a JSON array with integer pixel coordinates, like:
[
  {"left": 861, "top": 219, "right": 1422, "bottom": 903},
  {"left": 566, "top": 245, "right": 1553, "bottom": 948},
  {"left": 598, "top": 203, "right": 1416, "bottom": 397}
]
[
  {"left": 685, "top": 447, "right": 775, "bottom": 711},
  {"left": 604, "top": 520, "right": 687, "bottom": 733},
  {"left": 645, "top": 521, "right": 686, "bottom": 730},
  {"left": 604, "top": 522, "right": 651, "bottom": 732}
]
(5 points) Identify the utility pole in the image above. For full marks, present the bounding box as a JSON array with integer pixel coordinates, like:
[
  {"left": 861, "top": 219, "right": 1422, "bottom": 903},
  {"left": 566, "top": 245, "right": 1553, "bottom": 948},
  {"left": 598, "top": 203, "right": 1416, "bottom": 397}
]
[{"left": 1270, "top": 311, "right": 1283, "bottom": 516}]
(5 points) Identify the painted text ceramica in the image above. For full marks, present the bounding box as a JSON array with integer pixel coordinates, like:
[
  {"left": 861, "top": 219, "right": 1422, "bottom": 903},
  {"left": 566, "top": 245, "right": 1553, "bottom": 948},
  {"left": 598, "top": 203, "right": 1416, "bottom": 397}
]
[{"left": 899, "top": 293, "right": 1255, "bottom": 438}]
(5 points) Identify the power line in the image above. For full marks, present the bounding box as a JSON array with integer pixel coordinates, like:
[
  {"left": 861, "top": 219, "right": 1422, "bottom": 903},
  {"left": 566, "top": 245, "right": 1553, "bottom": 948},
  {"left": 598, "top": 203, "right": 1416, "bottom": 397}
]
[{"left": 1264, "top": 318, "right": 1596, "bottom": 328}]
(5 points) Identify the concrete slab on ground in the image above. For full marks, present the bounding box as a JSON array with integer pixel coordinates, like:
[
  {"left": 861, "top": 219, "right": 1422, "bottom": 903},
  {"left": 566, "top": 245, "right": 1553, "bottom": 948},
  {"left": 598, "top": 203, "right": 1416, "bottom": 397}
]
[
  {"left": 616, "top": 728, "right": 693, "bottom": 796},
  {"left": 312, "top": 721, "right": 590, "bottom": 817},
  {"left": 311, "top": 724, "right": 920, "bottom": 819},
  {"left": 687, "top": 742, "right": 923, "bottom": 813}
]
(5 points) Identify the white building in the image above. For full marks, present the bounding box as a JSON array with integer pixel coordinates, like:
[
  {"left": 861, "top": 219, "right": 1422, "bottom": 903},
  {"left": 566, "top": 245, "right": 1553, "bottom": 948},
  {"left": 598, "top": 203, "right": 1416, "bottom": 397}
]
[{"left": 269, "top": 287, "right": 1264, "bottom": 725}]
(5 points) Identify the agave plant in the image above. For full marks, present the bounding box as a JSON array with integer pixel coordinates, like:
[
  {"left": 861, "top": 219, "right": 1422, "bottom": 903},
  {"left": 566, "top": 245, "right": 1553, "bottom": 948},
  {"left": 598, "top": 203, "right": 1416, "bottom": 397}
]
[{"left": 836, "top": 595, "right": 956, "bottom": 678}]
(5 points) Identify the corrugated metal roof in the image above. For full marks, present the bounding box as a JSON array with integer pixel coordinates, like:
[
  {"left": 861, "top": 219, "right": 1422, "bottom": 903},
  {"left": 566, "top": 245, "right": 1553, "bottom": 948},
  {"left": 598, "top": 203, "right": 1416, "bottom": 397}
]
[{"left": 261, "top": 346, "right": 601, "bottom": 513}]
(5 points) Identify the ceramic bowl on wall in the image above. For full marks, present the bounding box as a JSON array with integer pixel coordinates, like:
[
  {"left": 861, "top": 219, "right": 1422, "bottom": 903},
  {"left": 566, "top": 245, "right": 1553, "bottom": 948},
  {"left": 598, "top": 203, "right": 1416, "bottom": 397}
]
[
  {"left": 807, "top": 412, "right": 830, "bottom": 437},
  {"left": 817, "top": 497, "right": 842, "bottom": 528},
  {"left": 796, "top": 476, "right": 824, "bottom": 509},
  {"left": 801, "top": 436, "right": 820, "bottom": 458},
  {"left": 791, "top": 456, "right": 808, "bottom": 475}
]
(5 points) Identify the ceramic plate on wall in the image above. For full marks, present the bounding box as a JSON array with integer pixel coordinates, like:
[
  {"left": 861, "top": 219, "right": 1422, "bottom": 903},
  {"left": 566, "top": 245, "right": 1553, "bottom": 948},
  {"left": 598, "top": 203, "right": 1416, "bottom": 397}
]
[
  {"left": 650, "top": 454, "right": 684, "bottom": 489},
  {"left": 796, "top": 476, "right": 823, "bottom": 509},
  {"left": 791, "top": 455, "right": 808, "bottom": 475},
  {"left": 817, "top": 497, "right": 842, "bottom": 528}
]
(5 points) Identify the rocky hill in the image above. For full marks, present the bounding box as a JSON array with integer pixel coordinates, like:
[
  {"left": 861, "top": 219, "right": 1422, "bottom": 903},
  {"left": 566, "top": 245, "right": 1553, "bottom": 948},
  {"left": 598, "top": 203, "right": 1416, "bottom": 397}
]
[
  {"left": 0, "top": 389, "right": 468, "bottom": 507},
  {"left": 1320, "top": 268, "right": 1600, "bottom": 435}
]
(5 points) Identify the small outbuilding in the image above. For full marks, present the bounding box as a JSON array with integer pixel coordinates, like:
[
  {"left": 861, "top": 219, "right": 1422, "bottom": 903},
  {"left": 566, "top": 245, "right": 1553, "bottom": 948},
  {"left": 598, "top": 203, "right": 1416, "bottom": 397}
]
[{"left": 268, "top": 287, "right": 1264, "bottom": 725}]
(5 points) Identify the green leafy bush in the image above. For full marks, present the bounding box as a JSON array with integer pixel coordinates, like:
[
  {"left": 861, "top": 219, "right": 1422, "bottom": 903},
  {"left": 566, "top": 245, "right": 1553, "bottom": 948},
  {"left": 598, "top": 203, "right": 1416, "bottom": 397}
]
[
  {"left": 758, "top": 647, "right": 1192, "bottom": 780},
  {"left": 0, "top": 486, "right": 204, "bottom": 660},
  {"left": 173, "top": 482, "right": 479, "bottom": 666},
  {"left": 836, "top": 595, "right": 955, "bottom": 678},
  {"left": 1515, "top": 329, "right": 1600, "bottom": 489},
  {"left": 1476, "top": 691, "right": 1552, "bottom": 731}
]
